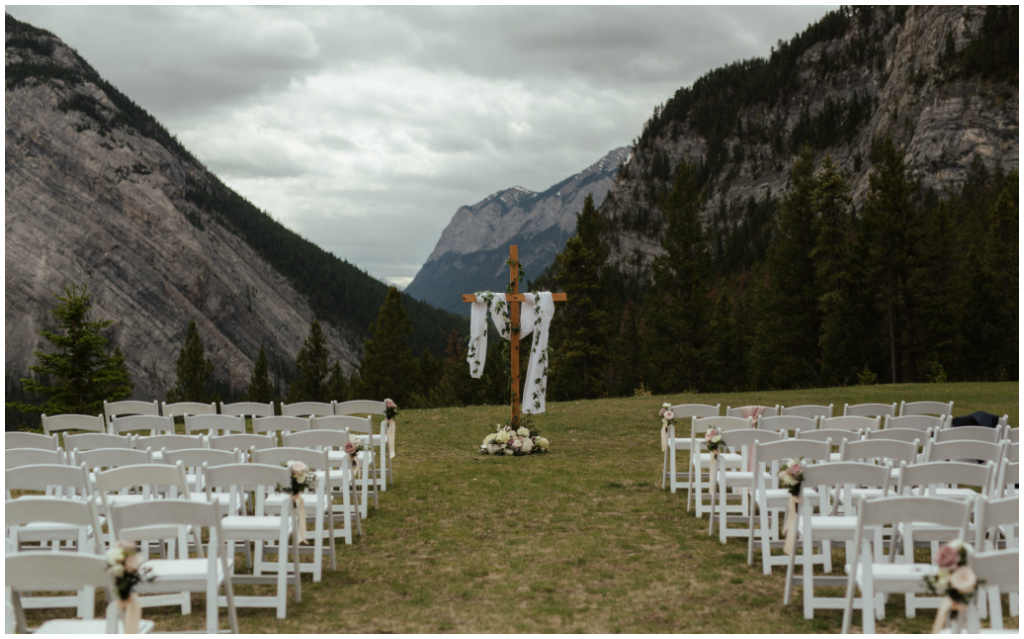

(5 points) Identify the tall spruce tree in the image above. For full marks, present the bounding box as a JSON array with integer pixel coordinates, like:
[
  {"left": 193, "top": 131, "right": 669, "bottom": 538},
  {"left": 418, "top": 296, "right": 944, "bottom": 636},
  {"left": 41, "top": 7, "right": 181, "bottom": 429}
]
[
  {"left": 245, "top": 345, "right": 275, "bottom": 403},
  {"left": 549, "top": 193, "right": 611, "bottom": 400},
  {"left": 357, "top": 287, "right": 416, "bottom": 404},
  {"left": 752, "top": 147, "right": 821, "bottom": 389},
  {"left": 6, "top": 284, "right": 133, "bottom": 416},
  {"left": 641, "top": 161, "right": 710, "bottom": 393},
  {"left": 289, "top": 319, "right": 332, "bottom": 402},
  {"left": 327, "top": 361, "right": 349, "bottom": 402},
  {"left": 166, "top": 318, "right": 216, "bottom": 403},
  {"left": 861, "top": 137, "right": 922, "bottom": 382},
  {"left": 811, "top": 156, "right": 862, "bottom": 386},
  {"left": 707, "top": 285, "right": 745, "bottom": 392}
]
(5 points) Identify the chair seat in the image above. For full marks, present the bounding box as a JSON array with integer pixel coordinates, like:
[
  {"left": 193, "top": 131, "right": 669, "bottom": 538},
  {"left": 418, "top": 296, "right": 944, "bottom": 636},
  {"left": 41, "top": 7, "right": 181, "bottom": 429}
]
[
  {"left": 720, "top": 471, "right": 770, "bottom": 483},
  {"left": 137, "top": 558, "right": 231, "bottom": 591},
  {"left": 848, "top": 562, "right": 938, "bottom": 592},
  {"left": 35, "top": 618, "right": 155, "bottom": 634},
  {"left": 799, "top": 515, "right": 859, "bottom": 539},
  {"left": 13, "top": 522, "right": 93, "bottom": 542},
  {"left": 220, "top": 516, "right": 291, "bottom": 539},
  {"left": 762, "top": 487, "right": 818, "bottom": 507},
  {"left": 696, "top": 452, "right": 742, "bottom": 464}
]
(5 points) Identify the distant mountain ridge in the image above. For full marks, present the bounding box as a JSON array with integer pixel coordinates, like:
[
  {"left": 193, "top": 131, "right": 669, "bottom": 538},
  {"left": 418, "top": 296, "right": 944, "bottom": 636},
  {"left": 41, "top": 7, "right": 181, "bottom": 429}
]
[
  {"left": 406, "top": 147, "right": 630, "bottom": 315},
  {"left": 4, "top": 13, "right": 463, "bottom": 399}
]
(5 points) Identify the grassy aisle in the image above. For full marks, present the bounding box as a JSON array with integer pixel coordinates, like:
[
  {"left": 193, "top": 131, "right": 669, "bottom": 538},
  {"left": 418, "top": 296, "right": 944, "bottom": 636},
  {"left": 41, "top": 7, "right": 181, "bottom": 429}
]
[{"left": 57, "top": 382, "right": 1020, "bottom": 632}]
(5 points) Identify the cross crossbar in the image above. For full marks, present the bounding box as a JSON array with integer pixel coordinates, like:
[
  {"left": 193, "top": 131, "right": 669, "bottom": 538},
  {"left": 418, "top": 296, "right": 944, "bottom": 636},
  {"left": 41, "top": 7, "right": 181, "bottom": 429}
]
[{"left": 462, "top": 245, "right": 567, "bottom": 426}]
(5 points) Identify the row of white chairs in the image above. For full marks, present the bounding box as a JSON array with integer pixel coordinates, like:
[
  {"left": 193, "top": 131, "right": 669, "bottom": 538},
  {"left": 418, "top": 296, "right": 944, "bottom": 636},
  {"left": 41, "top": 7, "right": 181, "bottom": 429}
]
[
  {"left": 709, "top": 400, "right": 961, "bottom": 420},
  {"left": 14, "top": 411, "right": 393, "bottom": 491}
]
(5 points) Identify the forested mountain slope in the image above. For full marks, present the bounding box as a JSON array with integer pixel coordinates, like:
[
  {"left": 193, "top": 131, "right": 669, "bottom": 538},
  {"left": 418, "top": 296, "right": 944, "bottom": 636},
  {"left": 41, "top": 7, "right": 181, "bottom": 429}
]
[
  {"left": 602, "top": 5, "right": 1017, "bottom": 274},
  {"left": 5, "top": 14, "right": 463, "bottom": 400}
]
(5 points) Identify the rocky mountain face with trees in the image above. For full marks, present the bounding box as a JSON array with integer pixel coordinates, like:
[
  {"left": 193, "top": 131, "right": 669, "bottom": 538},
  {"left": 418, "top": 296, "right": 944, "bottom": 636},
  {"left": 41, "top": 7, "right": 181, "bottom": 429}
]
[
  {"left": 405, "top": 147, "right": 629, "bottom": 315},
  {"left": 601, "top": 5, "right": 1018, "bottom": 275},
  {"left": 5, "top": 14, "right": 462, "bottom": 401}
]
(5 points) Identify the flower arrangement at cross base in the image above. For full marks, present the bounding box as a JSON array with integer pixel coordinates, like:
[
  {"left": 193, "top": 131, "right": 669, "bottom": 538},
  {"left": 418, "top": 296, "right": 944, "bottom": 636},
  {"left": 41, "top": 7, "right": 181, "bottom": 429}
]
[{"left": 478, "top": 419, "right": 550, "bottom": 456}]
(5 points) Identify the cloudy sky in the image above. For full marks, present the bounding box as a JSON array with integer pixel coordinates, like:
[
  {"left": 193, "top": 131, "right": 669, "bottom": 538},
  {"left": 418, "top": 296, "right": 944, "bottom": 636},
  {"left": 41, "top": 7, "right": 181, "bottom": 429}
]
[{"left": 9, "top": 5, "right": 832, "bottom": 287}]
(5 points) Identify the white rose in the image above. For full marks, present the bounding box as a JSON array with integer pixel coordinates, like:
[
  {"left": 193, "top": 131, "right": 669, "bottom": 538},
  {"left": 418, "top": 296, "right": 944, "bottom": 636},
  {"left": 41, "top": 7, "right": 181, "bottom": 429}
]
[
  {"left": 483, "top": 433, "right": 496, "bottom": 445},
  {"left": 663, "top": 403, "right": 672, "bottom": 408},
  {"left": 780, "top": 472, "right": 797, "bottom": 486},
  {"left": 504, "top": 448, "right": 514, "bottom": 455},
  {"left": 711, "top": 435, "right": 721, "bottom": 443},
  {"left": 949, "top": 566, "right": 977, "bottom": 594},
  {"left": 108, "top": 564, "right": 125, "bottom": 578},
  {"left": 107, "top": 547, "right": 125, "bottom": 565},
  {"left": 521, "top": 438, "right": 533, "bottom": 453},
  {"left": 536, "top": 437, "right": 549, "bottom": 448},
  {"left": 932, "top": 570, "right": 951, "bottom": 591},
  {"left": 495, "top": 430, "right": 510, "bottom": 444},
  {"left": 487, "top": 444, "right": 500, "bottom": 454},
  {"left": 517, "top": 427, "right": 530, "bottom": 437},
  {"left": 511, "top": 438, "right": 523, "bottom": 449}
]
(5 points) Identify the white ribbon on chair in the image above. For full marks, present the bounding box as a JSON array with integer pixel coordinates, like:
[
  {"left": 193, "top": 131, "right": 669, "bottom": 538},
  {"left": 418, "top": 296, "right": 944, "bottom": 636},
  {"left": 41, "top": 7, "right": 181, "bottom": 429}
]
[
  {"left": 119, "top": 594, "right": 142, "bottom": 634},
  {"left": 292, "top": 494, "right": 307, "bottom": 544},
  {"left": 386, "top": 419, "right": 396, "bottom": 459}
]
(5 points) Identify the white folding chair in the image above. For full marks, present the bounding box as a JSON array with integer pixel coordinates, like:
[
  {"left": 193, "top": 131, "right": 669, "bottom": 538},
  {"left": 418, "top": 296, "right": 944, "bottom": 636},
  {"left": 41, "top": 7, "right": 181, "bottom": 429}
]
[
  {"left": 823, "top": 416, "right": 881, "bottom": 432},
  {"left": 967, "top": 548, "right": 1019, "bottom": 633},
  {"left": 935, "top": 426, "right": 1002, "bottom": 444},
  {"left": 840, "top": 437, "right": 919, "bottom": 488},
  {"left": 899, "top": 400, "right": 954, "bottom": 417},
  {"left": 253, "top": 415, "right": 312, "bottom": 439},
  {"left": 135, "top": 434, "right": 206, "bottom": 462},
  {"left": 314, "top": 415, "right": 379, "bottom": 516},
  {"left": 843, "top": 403, "right": 897, "bottom": 418},
  {"left": 203, "top": 463, "right": 300, "bottom": 619},
  {"left": 5, "top": 497, "right": 104, "bottom": 619},
  {"left": 1006, "top": 427, "right": 1019, "bottom": 444},
  {"left": 162, "top": 401, "right": 217, "bottom": 418},
  {"left": 661, "top": 403, "right": 720, "bottom": 491},
  {"left": 104, "top": 399, "right": 160, "bottom": 428},
  {"left": 283, "top": 430, "right": 362, "bottom": 542},
  {"left": 208, "top": 434, "right": 277, "bottom": 459},
  {"left": 884, "top": 414, "right": 943, "bottom": 431},
  {"left": 219, "top": 401, "right": 275, "bottom": 421},
  {"left": 110, "top": 414, "right": 175, "bottom": 437},
  {"left": 5, "top": 431, "right": 59, "bottom": 451},
  {"left": 280, "top": 401, "right": 334, "bottom": 417},
  {"left": 925, "top": 439, "right": 1006, "bottom": 466},
  {"left": 109, "top": 499, "right": 239, "bottom": 633},
  {"left": 42, "top": 413, "right": 106, "bottom": 444},
  {"left": 995, "top": 459, "right": 1018, "bottom": 498},
  {"left": 784, "top": 462, "right": 892, "bottom": 620},
  {"left": 781, "top": 404, "right": 834, "bottom": 419},
  {"left": 840, "top": 496, "right": 971, "bottom": 634},
  {"left": 65, "top": 432, "right": 134, "bottom": 455},
  {"left": 185, "top": 414, "right": 247, "bottom": 438},
  {"left": 688, "top": 416, "right": 751, "bottom": 516},
  {"left": 759, "top": 415, "right": 817, "bottom": 437},
  {"left": 709, "top": 428, "right": 784, "bottom": 543},
  {"left": 6, "top": 448, "right": 65, "bottom": 468},
  {"left": 747, "top": 439, "right": 831, "bottom": 575},
  {"left": 251, "top": 447, "right": 336, "bottom": 582},
  {"left": 973, "top": 496, "right": 1019, "bottom": 625},
  {"left": 335, "top": 400, "right": 392, "bottom": 490},
  {"left": 6, "top": 552, "right": 155, "bottom": 634}
]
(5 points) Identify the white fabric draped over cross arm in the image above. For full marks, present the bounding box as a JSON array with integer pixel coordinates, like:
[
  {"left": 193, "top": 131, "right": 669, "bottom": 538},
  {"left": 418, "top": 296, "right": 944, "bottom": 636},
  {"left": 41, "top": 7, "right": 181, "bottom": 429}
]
[{"left": 465, "top": 291, "right": 556, "bottom": 414}]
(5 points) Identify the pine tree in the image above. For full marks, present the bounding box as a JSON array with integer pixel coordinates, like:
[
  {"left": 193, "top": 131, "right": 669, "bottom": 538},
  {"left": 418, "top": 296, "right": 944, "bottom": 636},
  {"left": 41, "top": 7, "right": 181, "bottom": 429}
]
[
  {"left": 861, "top": 137, "right": 922, "bottom": 382},
  {"left": 608, "top": 299, "right": 645, "bottom": 396},
  {"left": 6, "top": 284, "right": 133, "bottom": 416},
  {"left": 811, "top": 156, "right": 862, "bottom": 386},
  {"left": 357, "top": 287, "right": 416, "bottom": 404},
  {"left": 707, "top": 286, "right": 745, "bottom": 392},
  {"left": 752, "top": 147, "right": 821, "bottom": 389},
  {"left": 549, "top": 193, "right": 611, "bottom": 400},
  {"left": 289, "top": 319, "right": 332, "bottom": 402},
  {"left": 428, "top": 329, "right": 468, "bottom": 407},
  {"left": 245, "top": 345, "right": 275, "bottom": 403},
  {"left": 327, "top": 361, "right": 349, "bottom": 402},
  {"left": 166, "top": 318, "right": 216, "bottom": 403},
  {"left": 641, "top": 161, "right": 710, "bottom": 393}
]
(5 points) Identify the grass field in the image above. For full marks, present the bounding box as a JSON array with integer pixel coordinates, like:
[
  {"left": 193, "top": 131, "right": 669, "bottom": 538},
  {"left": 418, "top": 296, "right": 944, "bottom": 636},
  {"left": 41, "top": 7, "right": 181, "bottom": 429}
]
[{"left": 24, "top": 382, "right": 1018, "bottom": 632}]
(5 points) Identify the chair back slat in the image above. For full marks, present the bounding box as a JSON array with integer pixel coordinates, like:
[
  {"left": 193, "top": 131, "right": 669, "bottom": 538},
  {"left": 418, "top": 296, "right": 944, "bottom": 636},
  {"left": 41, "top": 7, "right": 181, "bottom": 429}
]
[
  {"left": 110, "top": 414, "right": 175, "bottom": 436},
  {"left": 796, "top": 428, "right": 861, "bottom": 444},
  {"left": 65, "top": 433, "right": 133, "bottom": 451},
  {"left": 926, "top": 440, "right": 1005, "bottom": 464},
  {"left": 840, "top": 438, "right": 918, "bottom": 464},
  {"left": 334, "top": 400, "right": 386, "bottom": 416},
  {"left": 134, "top": 434, "right": 204, "bottom": 452},
  {"left": 283, "top": 429, "right": 349, "bottom": 450},
  {"left": 76, "top": 447, "right": 152, "bottom": 470},
  {"left": 208, "top": 434, "right": 276, "bottom": 453},
  {"left": 899, "top": 400, "right": 954, "bottom": 417},
  {"left": 6, "top": 553, "right": 113, "bottom": 591},
  {"left": 6, "top": 448, "right": 65, "bottom": 468},
  {"left": 5, "top": 432, "right": 59, "bottom": 451},
  {"left": 843, "top": 402, "right": 897, "bottom": 418},
  {"left": 185, "top": 414, "right": 247, "bottom": 436},
  {"left": 896, "top": 460, "right": 994, "bottom": 496},
  {"left": 780, "top": 404, "right": 833, "bottom": 419},
  {"left": 822, "top": 416, "right": 880, "bottom": 431},
  {"left": 161, "top": 401, "right": 217, "bottom": 417},
  {"left": 885, "top": 414, "right": 943, "bottom": 430},
  {"left": 253, "top": 415, "right": 311, "bottom": 436},
  {"left": 858, "top": 495, "right": 971, "bottom": 529},
  {"left": 725, "top": 405, "right": 780, "bottom": 419},
  {"left": 252, "top": 447, "right": 331, "bottom": 471},
  {"left": 104, "top": 399, "right": 160, "bottom": 423},
  {"left": 219, "top": 401, "right": 275, "bottom": 418},
  {"left": 41, "top": 413, "right": 106, "bottom": 438},
  {"left": 280, "top": 401, "right": 334, "bottom": 417},
  {"left": 6, "top": 463, "right": 90, "bottom": 496},
  {"left": 934, "top": 426, "right": 1001, "bottom": 444},
  {"left": 758, "top": 415, "right": 816, "bottom": 434},
  {"left": 752, "top": 439, "right": 832, "bottom": 466}
]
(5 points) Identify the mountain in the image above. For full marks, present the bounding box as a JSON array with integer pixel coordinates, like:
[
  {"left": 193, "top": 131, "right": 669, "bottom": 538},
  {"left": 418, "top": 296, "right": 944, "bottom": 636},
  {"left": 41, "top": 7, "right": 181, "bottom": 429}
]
[
  {"left": 599, "top": 5, "right": 1018, "bottom": 275},
  {"left": 5, "top": 14, "right": 464, "bottom": 400},
  {"left": 405, "top": 147, "right": 630, "bottom": 315}
]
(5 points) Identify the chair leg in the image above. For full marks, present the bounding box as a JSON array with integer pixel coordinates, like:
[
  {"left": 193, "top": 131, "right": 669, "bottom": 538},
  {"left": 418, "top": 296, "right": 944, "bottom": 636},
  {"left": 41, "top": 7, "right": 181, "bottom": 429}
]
[
  {"left": 760, "top": 505, "right": 772, "bottom": 575},
  {"left": 276, "top": 537, "right": 288, "bottom": 619},
  {"left": 784, "top": 543, "right": 797, "bottom": 605},
  {"left": 802, "top": 533, "right": 814, "bottom": 619}
]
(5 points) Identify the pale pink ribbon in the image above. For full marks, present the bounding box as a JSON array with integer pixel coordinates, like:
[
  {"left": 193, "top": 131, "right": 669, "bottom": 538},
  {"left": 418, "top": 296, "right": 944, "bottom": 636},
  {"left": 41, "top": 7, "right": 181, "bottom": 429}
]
[
  {"left": 932, "top": 596, "right": 967, "bottom": 633},
  {"left": 783, "top": 495, "right": 801, "bottom": 555},
  {"left": 660, "top": 419, "right": 669, "bottom": 452},
  {"left": 119, "top": 593, "right": 142, "bottom": 634},
  {"left": 291, "top": 494, "right": 307, "bottom": 544},
  {"left": 386, "top": 419, "right": 396, "bottom": 459}
]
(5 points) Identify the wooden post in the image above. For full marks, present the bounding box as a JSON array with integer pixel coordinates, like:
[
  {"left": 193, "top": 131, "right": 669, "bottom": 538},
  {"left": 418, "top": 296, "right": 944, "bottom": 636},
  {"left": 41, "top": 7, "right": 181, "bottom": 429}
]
[{"left": 509, "top": 245, "right": 521, "bottom": 427}]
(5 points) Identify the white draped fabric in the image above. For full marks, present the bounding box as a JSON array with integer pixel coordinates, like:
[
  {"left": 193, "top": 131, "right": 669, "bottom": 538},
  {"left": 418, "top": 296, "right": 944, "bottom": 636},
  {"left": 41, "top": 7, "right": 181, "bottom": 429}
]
[{"left": 466, "top": 291, "right": 556, "bottom": 414}]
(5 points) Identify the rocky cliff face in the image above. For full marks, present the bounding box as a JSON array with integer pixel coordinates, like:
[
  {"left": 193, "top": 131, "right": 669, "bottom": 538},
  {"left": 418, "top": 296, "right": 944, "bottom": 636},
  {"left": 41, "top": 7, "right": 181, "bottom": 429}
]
[
  {"left": 601, "top": 5, "right": 1018, "bottom": 272},
  {"left": 5, "top": 15, "right": 365, "bottom": 399},
  {"left": 406, "top": 147, "right": 630, "bottom": 315}
]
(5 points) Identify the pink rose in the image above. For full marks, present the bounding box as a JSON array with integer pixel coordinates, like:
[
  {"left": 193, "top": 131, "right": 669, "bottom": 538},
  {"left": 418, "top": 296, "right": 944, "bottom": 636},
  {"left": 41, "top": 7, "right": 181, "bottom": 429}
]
[
  {"left": 949, "top": 566, "right": 977, "bottom": 594},
  {"left": 787, "top": 462, "right": 804, "bottom": 478},
  {"left": 290, "top": 461, "right": 309, "bottom": 478},
  {"left": 344, "top": 442, "right": 357, "bottom": 455},
  {"left": 385, "top": 399, "right": 396, "bottom": 408},
  {"left": 936, "top": 544, "right": 961, "bottom": 570},
  {"left": 124, "top": 553, "right": 144, "bottom": 573},
  {"left": 663, "top": 411, "right": 675, "bottom": 421},
  {"left": 704, "top": 428, "right": 719, "bottom": 443},
  {"left": 117, "top": 540, "right": 137, "bottom": 552},
  {"left": 658, "top": 408, "right": 667, "bottom": 417}
]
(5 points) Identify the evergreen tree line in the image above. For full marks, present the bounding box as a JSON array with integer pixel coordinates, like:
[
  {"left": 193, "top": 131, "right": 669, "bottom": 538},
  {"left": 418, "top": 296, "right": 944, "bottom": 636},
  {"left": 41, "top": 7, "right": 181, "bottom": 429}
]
[{"left": 536, "top": 141, "right": 1017, "bottom": 402}]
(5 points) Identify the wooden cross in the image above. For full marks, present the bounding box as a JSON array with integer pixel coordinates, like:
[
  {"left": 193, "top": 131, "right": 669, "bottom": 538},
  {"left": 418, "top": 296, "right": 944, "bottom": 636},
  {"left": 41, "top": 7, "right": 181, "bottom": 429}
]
[{"left": 462, "top": 245, "right": 567, "bottom": 426}]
